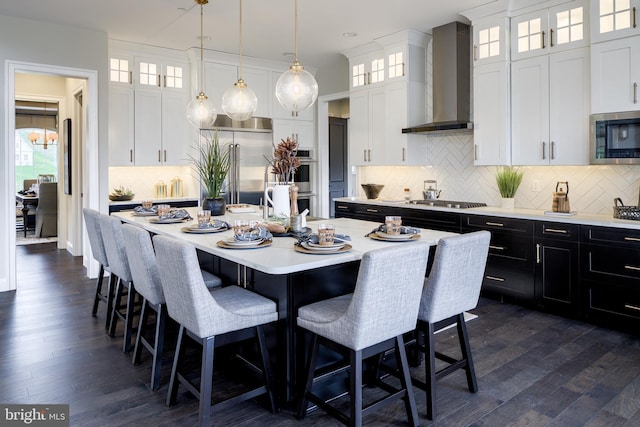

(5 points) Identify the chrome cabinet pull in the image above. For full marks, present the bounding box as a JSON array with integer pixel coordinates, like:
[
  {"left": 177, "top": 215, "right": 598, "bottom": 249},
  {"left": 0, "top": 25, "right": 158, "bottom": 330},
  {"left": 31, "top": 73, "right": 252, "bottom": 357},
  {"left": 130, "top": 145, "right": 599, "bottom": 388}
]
[
  {"left": 366, "top": 208, "right": 379, "bottom": 213},
  {"left": 625, "top": 304, "right": 640, "bottom": 311},
  {"left": 541, "top": 30, "right": 546, "bottom": 49},
  {"left": 485, "top": 275, "right": 505, "bottom": 282},
  {"left": 336, "top": 205, "right": 349, "bottom": 210},
  {"left": 634, "top": 83, "right": 638, "bottom": 104},
  {"left": 536, "top": 243, "right": 541, "bottom": 264},
  {"left": 542, "top": 141, "right": 546, "bottom": 159},
  {"left": 551, "top": 141, "right": 555, "bottom": 160},
  {"left": 624, "top": 236, "right": 640, "bottom": 242},
  {"left": 550, "top": 28, "right": 554, "bottom": 47},
  {"left": 473, "top": 45, "right": 478, "bottom": 61},
  {"left": 489, "top": 245, "right": 505, "bottom": 251},
  {"left": 624, "top": 265, "right": 640, "bottom": 271},
  {"left": 485, "top": 221, "right": 504, "bottom": 227},
  {"left": 545, "top": 228, "right": 568, "bottom": 234}
]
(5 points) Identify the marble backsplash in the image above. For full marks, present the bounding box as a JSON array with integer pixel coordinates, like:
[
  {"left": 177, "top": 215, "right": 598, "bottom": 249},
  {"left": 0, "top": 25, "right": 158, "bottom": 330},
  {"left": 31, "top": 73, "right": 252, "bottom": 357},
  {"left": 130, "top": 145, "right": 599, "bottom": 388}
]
[{"left": 357, "top": 132, "right": 640, "bottom": 215}]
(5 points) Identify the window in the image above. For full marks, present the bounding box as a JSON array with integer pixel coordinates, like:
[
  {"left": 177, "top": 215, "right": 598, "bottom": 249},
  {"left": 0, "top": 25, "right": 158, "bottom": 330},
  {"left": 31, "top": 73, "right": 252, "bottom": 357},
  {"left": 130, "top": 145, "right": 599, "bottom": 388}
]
[
  {"left": 478, "top": 26, "right": 501, "bottom": 59},
  {"left": 110, "top": 58, "right": 131, "bottom": 83},
  {"left": 139, "top": 62, "right": 158, "bottom": 87},
  {"left": 555, "top": 7, "right": 584, "bottom": 45},
  {"left": 370, "top": 58, "right": 385, "bottom": 84},
  {"left": 600, "top": 0, "right": 633, "bottom": 33},
  {"left": 517, "top": 18, "right": 543, "bottom": 54},
  {"left": 352, "top": 63, "right": 366, "bottom": 87},
  {"left": 165, "top": 65, "right": 183, "bottom": 89},
  {"left": 388, "top": 52, "right": 404, "bottom": 78}
]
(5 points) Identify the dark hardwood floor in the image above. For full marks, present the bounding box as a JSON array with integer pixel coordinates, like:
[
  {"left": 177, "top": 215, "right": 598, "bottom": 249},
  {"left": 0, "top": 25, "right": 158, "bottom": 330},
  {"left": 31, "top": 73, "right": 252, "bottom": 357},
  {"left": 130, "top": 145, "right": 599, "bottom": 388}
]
[{"left": 3, "top": 243, "right": 640, "bottom": 426}]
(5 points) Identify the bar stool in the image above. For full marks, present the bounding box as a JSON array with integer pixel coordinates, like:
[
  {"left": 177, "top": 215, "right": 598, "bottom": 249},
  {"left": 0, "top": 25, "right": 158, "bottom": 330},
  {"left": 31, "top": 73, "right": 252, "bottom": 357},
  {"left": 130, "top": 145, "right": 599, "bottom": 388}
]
[
  {"left": 82, "top": 208, "right": 113, "bottom": 331},
  {"left": 121, "top": 223, "right": 223, "bottom": 390},
  {"left": 153, "top": 235, "right": 278, "bottom": 427},
  {"left": 414, "top": 230, "right": 490, "bottom": 420},
  {"left": 99, "top": 214, "right": 137, "bottom": 353},
  {"left": 296, "top": 242, "right": 431, "bottom": 427}
]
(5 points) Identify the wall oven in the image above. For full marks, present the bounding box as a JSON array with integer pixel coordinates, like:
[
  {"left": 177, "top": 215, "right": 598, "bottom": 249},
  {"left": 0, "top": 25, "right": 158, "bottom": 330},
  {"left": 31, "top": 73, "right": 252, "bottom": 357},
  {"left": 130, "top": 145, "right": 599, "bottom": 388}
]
[
  {"left": 294, "top": 149, "right": 316, "bottom": 214},
  {"left": 591, "top": 111, "right": 640, "bottom": 164}
]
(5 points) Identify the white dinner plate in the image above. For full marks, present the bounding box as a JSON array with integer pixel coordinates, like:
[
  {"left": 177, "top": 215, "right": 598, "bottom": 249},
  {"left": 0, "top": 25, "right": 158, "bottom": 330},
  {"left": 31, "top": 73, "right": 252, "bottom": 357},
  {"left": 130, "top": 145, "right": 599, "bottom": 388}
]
[
  {"left": 301, "top": 241, "right": 344, "bottom": 252},
  {"left": 132, "top": 211, "right": 157, "bottom": 217},
  {"left": 181, "top": 225, "right": 225, "bottom": 234},
  {"left": 374, "top": 231, "right": 417, "bottom": 240},
  {"left": 149, "top": 217, "right": 189, "bottom": 224},
  {"left": 224, "top": 238, "right": 265, "bottom": 247},
  {"left": 306, "top": 241, "right": 346, "bottom": 249}
]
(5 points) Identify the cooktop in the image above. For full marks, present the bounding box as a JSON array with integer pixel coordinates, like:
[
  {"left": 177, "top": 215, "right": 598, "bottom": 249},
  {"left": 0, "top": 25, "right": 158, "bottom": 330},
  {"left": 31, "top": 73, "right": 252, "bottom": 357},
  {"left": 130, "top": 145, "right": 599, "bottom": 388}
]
[{"left": 408, "top": 200, "right": 487, "bottom": 209}]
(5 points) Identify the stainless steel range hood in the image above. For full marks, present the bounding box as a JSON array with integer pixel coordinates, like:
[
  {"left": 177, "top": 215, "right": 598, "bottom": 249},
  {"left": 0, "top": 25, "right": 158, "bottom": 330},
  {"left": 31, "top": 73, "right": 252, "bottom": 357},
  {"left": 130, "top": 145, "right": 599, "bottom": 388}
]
[
  {"left": 402, "top": 21, "right": 472, "bottom": 134},
  {"left": 204, "top": 116, "right": 273, "bottom": 133}
]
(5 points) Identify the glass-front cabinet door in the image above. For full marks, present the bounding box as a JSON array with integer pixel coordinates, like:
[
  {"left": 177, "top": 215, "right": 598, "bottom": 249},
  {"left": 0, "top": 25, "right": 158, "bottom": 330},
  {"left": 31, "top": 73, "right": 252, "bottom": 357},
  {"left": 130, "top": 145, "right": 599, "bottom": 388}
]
[
  {"left": 473, "top": 15, "right": 509, "bottom": 65},
  {"left": 591, "top": 0, "right": 640, "bottom": 42}
]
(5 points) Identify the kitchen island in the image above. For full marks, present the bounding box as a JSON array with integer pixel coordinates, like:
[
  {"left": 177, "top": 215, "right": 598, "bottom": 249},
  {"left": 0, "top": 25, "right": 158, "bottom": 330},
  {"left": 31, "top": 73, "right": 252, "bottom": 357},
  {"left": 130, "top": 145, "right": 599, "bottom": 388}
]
[{"left": 112, "top": 209, "right": 456, "bottom": 402}]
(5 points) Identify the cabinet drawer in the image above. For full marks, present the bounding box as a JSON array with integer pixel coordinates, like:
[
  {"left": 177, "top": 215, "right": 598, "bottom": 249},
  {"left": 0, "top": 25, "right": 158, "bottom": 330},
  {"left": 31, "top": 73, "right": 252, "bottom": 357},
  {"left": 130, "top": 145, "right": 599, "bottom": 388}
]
[
  {"left": 581, "top": 225, "right": 640, "bottom": 247},
  {"left": 535, "top": 222, "right": 580, "bottom": 240},
  {"left": 483, "top": 263, "right": 534, "bottom": 300},
  {"left": 464, "top": 215, "right": 533, "bottom": 234},
  {"left": 587, "top": 281, "right": 640, "bottom": 321},
  {"left": 584, "top": 245, "right": 640, "bottom": 281},
  {"left": 488, "top": 231, "right": 532, "bottom": 261},
  {"left": 399, "top": 208, "right": 461, "bottom": 233},
  {"left": 334, "top": 202, "right": 356, "bottom": 216}
]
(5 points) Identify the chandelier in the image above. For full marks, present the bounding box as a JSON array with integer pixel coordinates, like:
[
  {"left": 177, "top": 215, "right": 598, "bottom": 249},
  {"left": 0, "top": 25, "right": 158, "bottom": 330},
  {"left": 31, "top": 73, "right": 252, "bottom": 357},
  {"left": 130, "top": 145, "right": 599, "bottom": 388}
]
[{"left": 29, "top": 102, "right": 58, "bottom": 150}]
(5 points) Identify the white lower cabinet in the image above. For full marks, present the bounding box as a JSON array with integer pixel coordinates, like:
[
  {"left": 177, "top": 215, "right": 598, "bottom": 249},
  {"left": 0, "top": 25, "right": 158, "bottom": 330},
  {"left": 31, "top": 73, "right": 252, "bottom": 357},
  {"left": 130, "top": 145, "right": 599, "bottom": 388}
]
[{"left": 512, "top": 47, "right": 589, "bottom": 165}]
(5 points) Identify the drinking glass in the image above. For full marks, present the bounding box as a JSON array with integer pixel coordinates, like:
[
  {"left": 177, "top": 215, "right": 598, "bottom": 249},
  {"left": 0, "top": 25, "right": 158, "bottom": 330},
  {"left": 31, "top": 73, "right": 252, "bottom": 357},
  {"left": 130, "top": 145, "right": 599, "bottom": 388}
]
[
  {"left": 385, "top": 216, "right": 402, "bottom": 235},
  {"left": 233, "top": 220, "right": 251, "bottom": 237},
  {"left": 197, "top": 210, "right": 211, "bottom": 228},
  {"left": 157, "top": 204, "right": 171, "bottom": 217},
  {"left": 141, "top": 200, "right": 153, "bottom": 209},
  {"left": 318, "top": 224, "right": 335, "bottom": 246}
]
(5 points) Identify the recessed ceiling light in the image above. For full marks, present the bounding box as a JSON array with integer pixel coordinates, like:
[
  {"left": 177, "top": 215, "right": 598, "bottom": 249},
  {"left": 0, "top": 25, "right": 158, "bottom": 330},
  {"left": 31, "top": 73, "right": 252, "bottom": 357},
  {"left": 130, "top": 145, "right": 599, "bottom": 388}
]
[{"left": 342, "top": 32, "right": 357, "bottom": 38}]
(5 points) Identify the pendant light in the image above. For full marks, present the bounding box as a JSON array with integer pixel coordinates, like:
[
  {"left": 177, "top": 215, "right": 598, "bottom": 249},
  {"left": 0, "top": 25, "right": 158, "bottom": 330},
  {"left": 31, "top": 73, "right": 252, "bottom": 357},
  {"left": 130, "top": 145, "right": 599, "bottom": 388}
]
[
  {"left": 186, "top": 0, "right": 217, "bottom": 129},
  {"left": 274, "top": 0, "right": 318, "bottom": 114},
  {"left": 221, "top": 0, "right": 257, "bottom": 121}
]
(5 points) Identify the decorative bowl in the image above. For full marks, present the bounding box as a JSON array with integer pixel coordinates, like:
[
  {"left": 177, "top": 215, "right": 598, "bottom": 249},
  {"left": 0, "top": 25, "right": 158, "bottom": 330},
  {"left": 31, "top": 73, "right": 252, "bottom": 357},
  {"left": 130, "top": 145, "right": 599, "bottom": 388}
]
[
  {"left": 361, "top": 184, "right": 384, "bottom": 199},
  {"left": 109, "top": 194, "right": 134, "bottom": 201}
]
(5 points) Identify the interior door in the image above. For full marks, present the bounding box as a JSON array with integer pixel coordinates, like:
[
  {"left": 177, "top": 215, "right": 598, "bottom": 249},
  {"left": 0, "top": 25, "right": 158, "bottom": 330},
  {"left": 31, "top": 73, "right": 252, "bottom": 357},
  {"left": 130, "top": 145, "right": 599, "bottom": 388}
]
[{"left": 329, "top": 117, "right": 348, "bottom": 218}]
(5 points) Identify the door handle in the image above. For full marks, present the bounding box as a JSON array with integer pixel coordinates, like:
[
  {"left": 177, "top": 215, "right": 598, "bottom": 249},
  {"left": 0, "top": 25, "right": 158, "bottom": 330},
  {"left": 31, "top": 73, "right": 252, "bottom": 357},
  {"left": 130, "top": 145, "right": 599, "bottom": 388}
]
[
  {"left": 473, "top": 45, "right": 478, "bottom": 61},
  {"left": 545, "top": 228, "right": 568, "bottom": 234},
  {"left": 550, "top": 28, "right": 554, "bottom": 47},
  {"left": 485, "top": 221, "right": 504, "bottom": 227},
  {"left": 158, "top": 150, "right": 161, "bottom": 162},
  {"left": 402, "top": 147, "right": 406, "bottom": 162},
  {"left": 634, "top": 83, "right": 638, "bottom": 104},
  {"left": 541, "top": 30, "right": 546, "bottom": 49},
  {"left": 485, "top": 275, "right": 505, "bottom": 282},
  {"left": 536, "top": 243, "right": 541, "bottom": 264},
  {"left": 542, "top": 141, "right": 546, "bottom": 159},
  {"left": 551, "top": 141, "right": 555, "bottom": 160}
]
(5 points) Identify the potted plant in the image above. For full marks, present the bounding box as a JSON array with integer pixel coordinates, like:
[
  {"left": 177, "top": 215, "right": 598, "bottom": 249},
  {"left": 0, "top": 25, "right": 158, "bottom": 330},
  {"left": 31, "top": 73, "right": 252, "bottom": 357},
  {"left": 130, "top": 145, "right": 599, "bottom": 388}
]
[
  {"left": 189, "top": 130, "right": 230, "bottom": 216},
  {"left": 495, "top": 166, "right": 524, "bottom": 209}
]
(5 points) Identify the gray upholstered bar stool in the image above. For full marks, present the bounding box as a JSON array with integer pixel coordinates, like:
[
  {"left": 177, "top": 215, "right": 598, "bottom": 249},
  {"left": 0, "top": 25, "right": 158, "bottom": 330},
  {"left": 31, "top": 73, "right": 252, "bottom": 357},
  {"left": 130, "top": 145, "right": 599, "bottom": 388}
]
[
  {"left": 296, "top": 242, "right": 431, "bottom": 427},
  {"left": 83, "top": 208, "right": 113, "bottom": 331},
  {"left": 99, "top": 214, "right": 137, "bottom": 353},
  {"left": 153, "top": 235, "right": 278, "bottom": 427},
  {"left": 413, "top": 230, "right": 490, "bottom": 420},
  {"left": 121, "top": 223, "right": 223, "bottom": 391}
]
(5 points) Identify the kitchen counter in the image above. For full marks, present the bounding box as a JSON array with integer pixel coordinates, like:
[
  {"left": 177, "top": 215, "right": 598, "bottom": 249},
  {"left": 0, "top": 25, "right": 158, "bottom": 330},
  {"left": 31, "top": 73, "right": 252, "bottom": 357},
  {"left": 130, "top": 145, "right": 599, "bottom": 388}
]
[
  {"left": 108, "top": 197, "right": 199, "bottom": 213},
  {"left": 334, "top": 197, "right": 640, "bottom": 230}
]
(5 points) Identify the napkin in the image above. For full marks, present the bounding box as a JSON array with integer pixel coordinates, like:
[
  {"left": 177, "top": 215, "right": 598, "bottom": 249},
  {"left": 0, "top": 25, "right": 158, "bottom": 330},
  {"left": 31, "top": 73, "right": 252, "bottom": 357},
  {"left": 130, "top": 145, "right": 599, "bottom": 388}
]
[
  {"left": 159, "top": 208, "right": 192, "bottom": 220},
  {"left": 198, "top": 219, "right": 231, "bottom": 229},
  {"left": 299, "top": 233, "right": 351, "bottom": 245},
  {"left": 373, "top": 224, "right": 420, "bottom": 235},
  {"left": 134, "top": 205, "right": 158, "bottom": 213},
  {"left": 234, "top": 225, "right": 273, "bottom": 242}
]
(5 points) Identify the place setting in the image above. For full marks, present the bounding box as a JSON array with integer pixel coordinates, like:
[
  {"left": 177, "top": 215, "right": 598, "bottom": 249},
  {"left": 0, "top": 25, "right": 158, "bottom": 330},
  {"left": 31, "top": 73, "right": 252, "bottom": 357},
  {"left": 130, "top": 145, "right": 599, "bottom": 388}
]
[
  {"left": 148, "top": 204, "right": 192, "bottom": 224},
  {"left": 294, "top": 224, "right": 352, "bottom": 255},
  {"left": 217, "top": 220, "right": 273, "bottom": 249},
  {"left": 181, "top": 210, "right": 230, "bottom": 234},
  {"left": 367, "top": 216, "right": 421, "bottom": 242},
  {"left": 131, "top": 200, "right": 158, "bottom": 216}
]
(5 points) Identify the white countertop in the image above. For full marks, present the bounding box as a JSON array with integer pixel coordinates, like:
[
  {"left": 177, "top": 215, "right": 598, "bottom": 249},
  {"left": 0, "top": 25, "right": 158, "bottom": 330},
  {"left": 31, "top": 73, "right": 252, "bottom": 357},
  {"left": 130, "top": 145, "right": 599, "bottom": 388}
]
[
  {"left": 112, "top": 207, "right": 456, "bottom": 275},
  {"left": 334, "top": 197, "right": 640, "bottom": 230},
  {"left": 109, "top": 196, "right": 198, "bottom": 206}
]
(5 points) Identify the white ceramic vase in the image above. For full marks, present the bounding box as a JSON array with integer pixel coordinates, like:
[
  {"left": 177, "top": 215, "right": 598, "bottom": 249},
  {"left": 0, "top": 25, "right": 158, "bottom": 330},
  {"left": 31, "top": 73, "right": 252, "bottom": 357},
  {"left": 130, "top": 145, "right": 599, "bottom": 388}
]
[
  {"left": 501, "top": 197, "right": 515, "bottom": 209},
  {"left": 264, "top": 184, "right": 290, "bottom": 217}
]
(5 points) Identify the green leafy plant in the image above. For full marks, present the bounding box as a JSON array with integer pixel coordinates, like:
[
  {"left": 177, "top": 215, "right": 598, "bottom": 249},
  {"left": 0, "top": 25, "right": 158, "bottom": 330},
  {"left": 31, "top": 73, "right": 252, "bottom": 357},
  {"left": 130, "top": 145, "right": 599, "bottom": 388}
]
[
  {"left": 189, "top": 129, "right": 230, "bottom": 198},
  {"left": 495, "top": 166, "right": 524, "bottom": 198},
  {"left": 110, "top": 185, "right": 133, "bottom": 197}
]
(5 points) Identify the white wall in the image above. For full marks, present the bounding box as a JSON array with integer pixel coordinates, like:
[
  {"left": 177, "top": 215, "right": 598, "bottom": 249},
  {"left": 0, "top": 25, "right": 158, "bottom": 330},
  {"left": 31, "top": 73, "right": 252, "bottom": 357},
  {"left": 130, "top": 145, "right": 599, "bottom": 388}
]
[
  {"left": 1, "top": 14, "right": 109, "bottom": 292},
  {"left": 357, "top": 132, "right": 640, "bottom": 215}
]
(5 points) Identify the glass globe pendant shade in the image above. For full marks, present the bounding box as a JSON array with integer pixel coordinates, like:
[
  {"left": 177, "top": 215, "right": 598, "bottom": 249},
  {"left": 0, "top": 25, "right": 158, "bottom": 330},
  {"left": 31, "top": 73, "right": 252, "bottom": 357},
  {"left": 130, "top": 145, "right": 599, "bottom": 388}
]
[
  {"left": 186, "top": 91, "right": 217, "bottom": 128},
  {"left": 222, "top": 79, "right": 257, "bottom": 121},
  {"left": 275, "top": 61, "right": 318, "bottom": 113}
]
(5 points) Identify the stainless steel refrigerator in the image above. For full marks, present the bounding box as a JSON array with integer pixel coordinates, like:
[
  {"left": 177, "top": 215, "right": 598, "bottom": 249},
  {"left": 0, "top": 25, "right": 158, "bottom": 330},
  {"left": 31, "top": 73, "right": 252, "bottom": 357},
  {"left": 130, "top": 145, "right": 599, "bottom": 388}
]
[{"left": 201, "top": 116, "right": 273, "bottom": 205}]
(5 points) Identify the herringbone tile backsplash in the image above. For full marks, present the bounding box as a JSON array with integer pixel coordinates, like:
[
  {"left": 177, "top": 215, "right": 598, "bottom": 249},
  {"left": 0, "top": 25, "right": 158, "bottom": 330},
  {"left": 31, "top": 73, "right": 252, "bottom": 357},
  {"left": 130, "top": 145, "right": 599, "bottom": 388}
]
[{"left": 357, "top": 132, "right": 640, "bottom": 215}]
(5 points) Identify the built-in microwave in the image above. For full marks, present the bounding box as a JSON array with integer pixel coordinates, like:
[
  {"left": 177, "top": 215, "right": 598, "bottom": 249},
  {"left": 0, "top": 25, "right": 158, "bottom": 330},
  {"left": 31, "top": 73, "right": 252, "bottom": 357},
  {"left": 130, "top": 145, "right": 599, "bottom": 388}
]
[{"left": 591, "top": 111, "right": 640, "bottom": 164}]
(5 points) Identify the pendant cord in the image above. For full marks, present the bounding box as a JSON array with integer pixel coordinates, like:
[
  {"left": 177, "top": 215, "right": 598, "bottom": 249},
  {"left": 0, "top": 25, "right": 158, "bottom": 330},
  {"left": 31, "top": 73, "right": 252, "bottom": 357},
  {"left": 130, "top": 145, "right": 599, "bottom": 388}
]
[
  {"left": 238, "top": 0, "right": 243, "bottom": 81},
  {"left": 199, "top": 2, "right": 204, "bottom": 92},
  {"left": 294, "top": 0, "right": 299, "bottom": 62}
]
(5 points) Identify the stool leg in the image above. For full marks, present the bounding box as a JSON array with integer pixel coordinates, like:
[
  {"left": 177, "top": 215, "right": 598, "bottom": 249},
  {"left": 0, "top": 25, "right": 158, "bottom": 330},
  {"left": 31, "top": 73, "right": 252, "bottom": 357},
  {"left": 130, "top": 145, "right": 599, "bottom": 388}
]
[
  {"left": 457, "top": 313, "right": 478, "bottom": 393},
  {"left": 256, "top": 325, "right": 277, "bottom": 413},
  {"left": 92, "top": 264, "right": 105, "bottom": 317},
  {"left": 105, "top": 273, "right": 116, "bottom": 332},
  {"left": 108, "top": 277, "right": 123, "bottom": 337},
  {"left": 395, "top": 334, "right": 419, "bottom": 427},
  {"left": 296, "top": 333, "right": 319, "bottom": 420},
  {"left": 167, "top": 326, "right": 186, "bottom": 406},
  {"left": 199, "top": 336, "right": 215, "bottom": 427},
  {"left": 132, "top": 298, "right": 149, "bottom": 366},
  {"left": 425, "top": 322, "right": 436, "bottom": 420},
  {"left": 122, "top": 282, "right": 136, "bottom": 353},
  {"left": 349, "top": 349, "right": 363, "bottom": 427},
  {"left": 150, "top": 304, "right": 166, "bottom": 391}
]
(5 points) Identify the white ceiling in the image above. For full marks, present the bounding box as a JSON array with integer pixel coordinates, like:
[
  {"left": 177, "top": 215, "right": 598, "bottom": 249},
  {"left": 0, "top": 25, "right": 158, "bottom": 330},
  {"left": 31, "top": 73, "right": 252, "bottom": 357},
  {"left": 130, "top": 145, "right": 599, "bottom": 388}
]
[{"left": 0, "top": 0, "right": 495, "bottom": 67}]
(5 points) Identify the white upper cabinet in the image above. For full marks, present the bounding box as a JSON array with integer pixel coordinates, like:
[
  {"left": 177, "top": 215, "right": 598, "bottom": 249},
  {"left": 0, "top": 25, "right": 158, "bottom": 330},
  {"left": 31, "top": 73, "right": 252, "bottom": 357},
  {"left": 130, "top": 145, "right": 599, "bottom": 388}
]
[
  {"left": 473, "top": 15, "right": 510, "bottom": 65},
  {"left": 591, "top": 0, "right": 640, "bottom": 42},
  {"left": 473, "top": 61, "right": 511, "bottom": 165},
  {"left": 273, "top": 119, "right": 314, "bottom": 149},
  {"left": 346, "top": 42, "right": 387, "bottom": 91},
  {"left": 512, "top": 47, "right": 590, "bottom": 165},
  {"left": 511, "top": 0, "right": 589, "bottom": 61},
  {"left": 591, "top": 35, "right": 640, "bottom": 112}
]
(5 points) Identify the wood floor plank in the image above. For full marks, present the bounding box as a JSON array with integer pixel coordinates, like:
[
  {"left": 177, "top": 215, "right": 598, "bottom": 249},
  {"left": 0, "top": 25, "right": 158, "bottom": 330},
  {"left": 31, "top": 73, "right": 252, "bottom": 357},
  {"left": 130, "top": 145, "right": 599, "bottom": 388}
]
[{"left": 5, "top": 243, "right": 640, "bottom": 426}]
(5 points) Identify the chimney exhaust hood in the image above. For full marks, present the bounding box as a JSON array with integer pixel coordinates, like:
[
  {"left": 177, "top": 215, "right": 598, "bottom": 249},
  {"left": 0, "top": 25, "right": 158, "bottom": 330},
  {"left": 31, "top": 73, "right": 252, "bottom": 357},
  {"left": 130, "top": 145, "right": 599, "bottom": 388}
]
[{"left": 402, "top": 21, "right": 472, "bottom": 134}]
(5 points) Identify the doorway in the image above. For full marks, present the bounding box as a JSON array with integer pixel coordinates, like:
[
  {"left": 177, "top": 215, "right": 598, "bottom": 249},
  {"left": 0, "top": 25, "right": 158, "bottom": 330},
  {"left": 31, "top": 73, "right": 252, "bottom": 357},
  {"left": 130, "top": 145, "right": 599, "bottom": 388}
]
[
  {"left": 5, "top": 61, "right": 100, "bottom": 292},
  {"left": 328, "top": 117, "right": 348, "bottom": 218}
]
